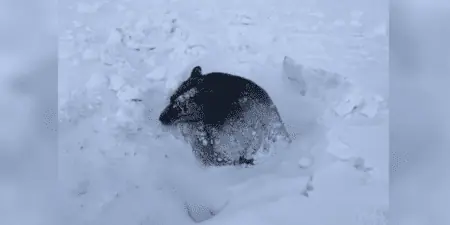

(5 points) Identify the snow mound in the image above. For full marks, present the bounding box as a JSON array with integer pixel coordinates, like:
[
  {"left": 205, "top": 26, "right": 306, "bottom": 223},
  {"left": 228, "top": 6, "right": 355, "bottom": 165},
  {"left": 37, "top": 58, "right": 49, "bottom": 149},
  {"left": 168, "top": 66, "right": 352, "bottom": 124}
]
[{"left": 58, "top": 2, "right": 387, "bottom": 224}]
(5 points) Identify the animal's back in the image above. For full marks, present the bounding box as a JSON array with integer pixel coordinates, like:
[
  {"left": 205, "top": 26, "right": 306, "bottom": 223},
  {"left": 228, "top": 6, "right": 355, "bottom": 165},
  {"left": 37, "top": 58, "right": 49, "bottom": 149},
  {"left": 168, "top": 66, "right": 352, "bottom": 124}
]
[
  {"left": 201, "top": 73, "right": 271, "bottom": 103},
  {"left": 197, "top": 72, "right": 273, "bottom": 126}
]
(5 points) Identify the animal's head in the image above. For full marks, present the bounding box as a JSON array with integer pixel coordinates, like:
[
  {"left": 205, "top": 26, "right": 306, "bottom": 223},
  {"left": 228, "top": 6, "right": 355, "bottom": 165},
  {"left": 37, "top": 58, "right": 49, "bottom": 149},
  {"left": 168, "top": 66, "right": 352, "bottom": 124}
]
[{"left": 159, "top": 66, "right": 205, "bottom": 125}]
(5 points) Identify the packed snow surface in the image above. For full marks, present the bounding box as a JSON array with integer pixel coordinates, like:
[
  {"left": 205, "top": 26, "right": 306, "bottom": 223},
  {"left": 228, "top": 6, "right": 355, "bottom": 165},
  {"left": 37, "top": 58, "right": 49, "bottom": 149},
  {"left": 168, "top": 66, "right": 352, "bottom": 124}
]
[{"left": 58, "top": 0, "right": 388, "bottom": 224}]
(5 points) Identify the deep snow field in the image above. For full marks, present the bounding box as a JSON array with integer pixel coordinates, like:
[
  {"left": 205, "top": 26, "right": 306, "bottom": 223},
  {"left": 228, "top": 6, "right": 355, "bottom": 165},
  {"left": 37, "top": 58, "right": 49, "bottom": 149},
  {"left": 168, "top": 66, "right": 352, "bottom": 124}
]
[{"left": 57, "top": 0, "right": 388, "bottom": 224}]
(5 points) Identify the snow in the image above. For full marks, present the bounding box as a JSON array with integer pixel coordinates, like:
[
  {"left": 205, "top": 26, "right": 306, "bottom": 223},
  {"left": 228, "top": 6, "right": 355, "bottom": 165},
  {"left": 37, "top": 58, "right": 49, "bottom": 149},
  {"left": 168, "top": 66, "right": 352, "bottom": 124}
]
[
  {"left": 388, "top": 1, "right": 450, "bottom": 224},
  {"left": 58, "top": 0, "right": 388, "bottom": 224}
]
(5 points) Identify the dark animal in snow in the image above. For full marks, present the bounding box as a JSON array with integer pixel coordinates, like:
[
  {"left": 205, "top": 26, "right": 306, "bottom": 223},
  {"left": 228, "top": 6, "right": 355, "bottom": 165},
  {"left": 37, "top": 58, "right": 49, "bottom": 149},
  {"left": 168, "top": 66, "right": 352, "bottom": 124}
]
[{"left": 159, "top": 66, "right": 291, "bottom": 166}]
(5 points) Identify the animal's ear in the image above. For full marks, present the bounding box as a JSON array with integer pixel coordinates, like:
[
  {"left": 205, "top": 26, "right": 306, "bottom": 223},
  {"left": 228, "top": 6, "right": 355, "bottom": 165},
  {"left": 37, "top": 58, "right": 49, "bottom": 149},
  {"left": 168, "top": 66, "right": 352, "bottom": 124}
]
[{"left": 190, "top": 66, "right": 202, "bottom": 78}]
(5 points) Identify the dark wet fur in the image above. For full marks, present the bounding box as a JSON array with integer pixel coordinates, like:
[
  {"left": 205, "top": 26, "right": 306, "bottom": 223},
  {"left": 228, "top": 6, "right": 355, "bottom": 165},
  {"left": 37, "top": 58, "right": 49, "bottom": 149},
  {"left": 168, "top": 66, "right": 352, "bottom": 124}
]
[{"left": 159, "top": 66, "right": 290, "bottom": 166}]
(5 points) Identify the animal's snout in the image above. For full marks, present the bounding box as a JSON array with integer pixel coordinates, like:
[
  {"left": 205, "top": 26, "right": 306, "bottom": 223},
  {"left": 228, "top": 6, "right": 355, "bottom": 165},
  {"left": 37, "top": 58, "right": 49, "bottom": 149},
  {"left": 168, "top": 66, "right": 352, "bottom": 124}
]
[{"left": 159, "top": 104, "right": 175, "bottom": 125}]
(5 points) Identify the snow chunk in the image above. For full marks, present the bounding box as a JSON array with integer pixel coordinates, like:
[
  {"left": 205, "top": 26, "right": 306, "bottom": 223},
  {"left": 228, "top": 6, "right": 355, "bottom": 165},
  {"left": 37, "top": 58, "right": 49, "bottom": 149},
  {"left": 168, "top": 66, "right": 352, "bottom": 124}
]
[
  {"left": 298, "top": 156, "right": 314, "bottom": 169},
  {"left": 282, "top": 56, "right": 307, "bottom": 96},
  {"left": 185, "top": 203, "right": 216, "bottom": 223},
  {"left": 359, "top": 95, "right": 382, "bottom": 118},
  {"left": 146, "top": 67, "right": 167, "bottom": 81},
  {"left": 333, "top": 94, "right": 363, "bottom": 117},
  {"left": 106, "top": 29, "right": 122, "bottom": 46},
  {"left": 326, "top": 134, "right": 355, "bottom": 158},
  {"left": 85, "top": 73, "right": 108, "bottom": 90},
  {"left": 108, "top": 75, "right": 126, "bottom": 92},
  {"left": 116, "top": 85, "right": 141, "bottom": 101}
]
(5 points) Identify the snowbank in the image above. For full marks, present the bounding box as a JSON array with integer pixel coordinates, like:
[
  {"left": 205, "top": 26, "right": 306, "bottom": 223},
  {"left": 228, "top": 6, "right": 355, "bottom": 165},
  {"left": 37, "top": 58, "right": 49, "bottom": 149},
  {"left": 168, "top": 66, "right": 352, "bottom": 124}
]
[{"left": 58, "top": 0, "right": 388, "bottom": 224}]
